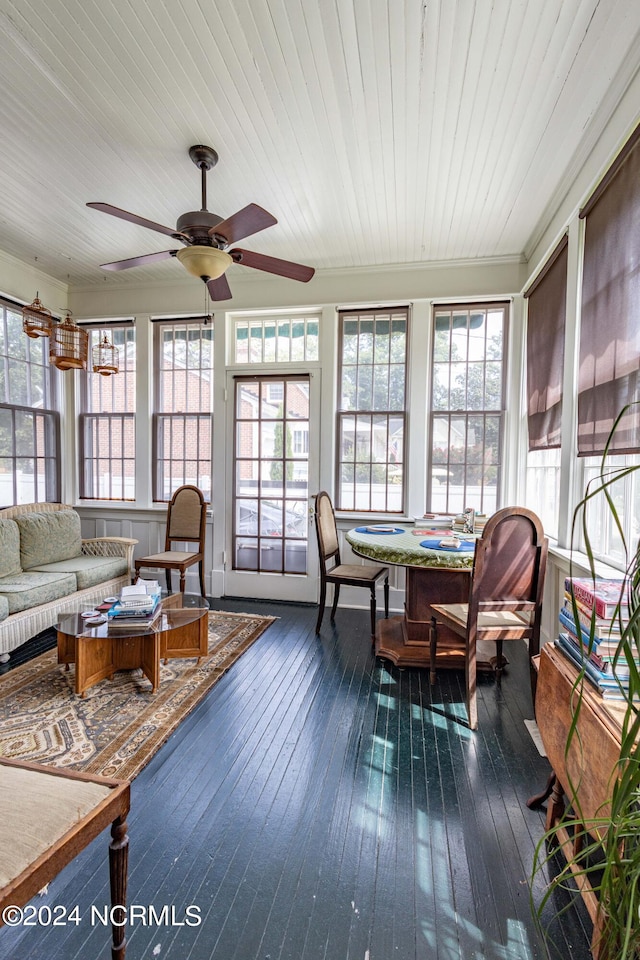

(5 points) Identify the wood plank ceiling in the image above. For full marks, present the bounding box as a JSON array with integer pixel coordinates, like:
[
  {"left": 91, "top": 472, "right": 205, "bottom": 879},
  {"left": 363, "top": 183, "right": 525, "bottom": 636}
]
[{"left": 0, "top": 0, "right": 638, "bottom": 289}]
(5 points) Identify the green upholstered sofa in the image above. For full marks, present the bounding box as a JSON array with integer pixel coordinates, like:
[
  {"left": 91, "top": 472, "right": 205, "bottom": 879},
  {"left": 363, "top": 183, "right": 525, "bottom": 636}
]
[{"left": 0, "top": 503, "right": 136, "bottom": 661}]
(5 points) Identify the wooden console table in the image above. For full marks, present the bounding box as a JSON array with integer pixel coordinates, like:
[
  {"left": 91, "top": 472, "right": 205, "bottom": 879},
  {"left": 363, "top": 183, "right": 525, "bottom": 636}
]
[
  {"left": 533, "top": 643, "right": 628, "bottom": 959},
  {"left": 0, "top": 757, "right": 130, "bottom": 959}
]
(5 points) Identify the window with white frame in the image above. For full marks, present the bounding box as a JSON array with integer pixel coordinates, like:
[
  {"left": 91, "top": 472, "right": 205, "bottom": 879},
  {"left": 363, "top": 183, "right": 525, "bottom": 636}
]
[
  {"left": 429, "top": 302, "right": 507, "bottom": 516},
  {"left": 0, "top": 297, "right": 60, "bottom": 504},
  {"left": 580, "top": 456, "right": 640, "bottom": 570},
  {"left": 153, "top": 320, "right": 213, "bottom": 502},
  {"left": 233, "top": 313, "right": 319, "bottom": 363},
  {"left": 336, "top": 306, "right": 408, "bottom": 513},
  {"left": 525, "top": 448, "right": 561, "bottom": 541},
  {"left": 79, "top": 324, "right": 135, "bottom": 501}
]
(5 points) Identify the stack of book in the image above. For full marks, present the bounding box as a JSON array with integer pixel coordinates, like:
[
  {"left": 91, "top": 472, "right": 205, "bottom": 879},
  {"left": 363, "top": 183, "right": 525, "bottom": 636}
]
[
  {"left": 107, "top": 580, "right": 162, "bottom": 629},
  {"left": 556, "top": 576, "right": 632, "bottom": 700}
]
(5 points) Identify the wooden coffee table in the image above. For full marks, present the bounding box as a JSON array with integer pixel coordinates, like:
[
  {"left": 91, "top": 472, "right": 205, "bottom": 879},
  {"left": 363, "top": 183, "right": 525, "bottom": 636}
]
[{"left": 56, "top": 594, "right": 209, "bottom": 697}]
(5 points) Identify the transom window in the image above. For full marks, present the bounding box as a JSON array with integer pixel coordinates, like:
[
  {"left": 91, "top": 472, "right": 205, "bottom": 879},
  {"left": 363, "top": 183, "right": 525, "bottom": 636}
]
[
  {"left": 336, "top": 307, "right": 408, "bottom": 513},
  {"left": 233, "top": 314, "right": 319, "bottom": 363},
  {"left": 79, "top": 324, "right": 136, "bottom": 501},
  {"left": 153, "top": 320, "right": 213, "bottom": 502},
  {"left": 429, "top": 303, "right": 507, "bottom": 515},
  {"left": 0, "top": 298, "right": 60, "bottom": 504}
]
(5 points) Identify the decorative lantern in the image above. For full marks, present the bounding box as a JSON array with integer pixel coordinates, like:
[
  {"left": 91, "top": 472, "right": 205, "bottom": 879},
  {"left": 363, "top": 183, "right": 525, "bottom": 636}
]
[
  {"left": 92, "top": 334, "right": 119, "bottom": 376},
  {"left": 49, "top": 313, "right": 89, "bottom": 371},
  {"left": 22, "top": 295, "right": 52, "bottom": 339}
]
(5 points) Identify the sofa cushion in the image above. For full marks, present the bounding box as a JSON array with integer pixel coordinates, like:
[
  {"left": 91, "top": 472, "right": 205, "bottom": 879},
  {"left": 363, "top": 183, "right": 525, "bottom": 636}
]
[
  {"left": 0, "top": 519, "right": 21, "bottom": 578},
  {"left": 29, "top": 555, "right": 128, "bottom": 591},
  {"left": 0, "top": 571, "right": 77, "bottom": 614},
  {"left": 0, "top": 594, "right": 9, "bottom": 622},
  {"left": 16, "top": 511, "right": 82, "bottom": 570}
]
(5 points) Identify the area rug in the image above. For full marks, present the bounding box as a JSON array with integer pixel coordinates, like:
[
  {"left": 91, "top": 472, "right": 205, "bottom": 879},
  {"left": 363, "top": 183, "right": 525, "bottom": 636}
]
[{"left": 0, "top": 611, "right": 275, "bottom": 780}]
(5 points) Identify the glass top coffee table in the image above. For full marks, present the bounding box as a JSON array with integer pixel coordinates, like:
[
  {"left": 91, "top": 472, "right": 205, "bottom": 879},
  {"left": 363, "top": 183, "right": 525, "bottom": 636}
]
[{"left": 56, "top": 593, "right": 210, "bottom": 697}]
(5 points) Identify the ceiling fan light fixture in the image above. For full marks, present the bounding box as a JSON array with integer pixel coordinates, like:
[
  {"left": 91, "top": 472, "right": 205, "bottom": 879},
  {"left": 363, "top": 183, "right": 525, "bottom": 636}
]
[
  {"left": 22, "top": 295, "right": 53, "bottom": 338},
  {"left": 176, "top": 246, "right": 232, "bottom": 280},
  {"left": 92, "top": 334, "right": 119, "bottom": 376},
  {"left": 49, "top": 313, "right": 89, "bottom": 371}
]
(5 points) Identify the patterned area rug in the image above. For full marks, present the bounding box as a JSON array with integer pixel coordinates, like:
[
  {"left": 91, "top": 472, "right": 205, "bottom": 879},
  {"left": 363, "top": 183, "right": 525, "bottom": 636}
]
[{"left": 0, "top": 611, "right": 275, "bottom": 780}]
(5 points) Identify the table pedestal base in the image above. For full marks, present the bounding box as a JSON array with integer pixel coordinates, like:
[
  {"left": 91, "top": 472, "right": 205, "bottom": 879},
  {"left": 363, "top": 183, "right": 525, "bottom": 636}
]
[{"left": 374, "top": 565, "right": 493, "bottom": 672}]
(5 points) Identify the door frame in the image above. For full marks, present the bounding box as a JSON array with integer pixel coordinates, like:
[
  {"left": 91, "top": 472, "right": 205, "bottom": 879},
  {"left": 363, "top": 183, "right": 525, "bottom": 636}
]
[{"left": 221, "top": 368, "right": 320, "bottom": 602}]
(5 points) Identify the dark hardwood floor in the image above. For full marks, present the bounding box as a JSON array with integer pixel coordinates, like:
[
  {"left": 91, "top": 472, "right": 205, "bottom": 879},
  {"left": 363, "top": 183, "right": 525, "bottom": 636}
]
[{"left": 0, "top": 599, "right": 592, "bottom": 960}]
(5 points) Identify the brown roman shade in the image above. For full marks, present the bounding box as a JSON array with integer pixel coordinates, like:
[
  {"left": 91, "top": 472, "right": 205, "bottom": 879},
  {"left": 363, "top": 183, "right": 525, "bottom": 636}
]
[
  {"left": 524, "top": 235, "right": 568, "bottom": 449},
  {"left": 577, "top": 123, "right": 640, "bottom": 455}
]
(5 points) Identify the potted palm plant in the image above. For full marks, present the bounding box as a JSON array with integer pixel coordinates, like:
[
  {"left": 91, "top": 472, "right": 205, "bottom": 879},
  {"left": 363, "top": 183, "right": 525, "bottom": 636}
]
[{"left": 533, "top": 402, "right": 640, "bottom": 959}]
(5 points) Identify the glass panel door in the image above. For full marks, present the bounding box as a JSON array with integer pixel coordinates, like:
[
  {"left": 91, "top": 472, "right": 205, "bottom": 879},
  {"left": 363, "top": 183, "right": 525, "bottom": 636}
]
[{"left": 224, "top": 373, "right": 319, "bottom": 601}]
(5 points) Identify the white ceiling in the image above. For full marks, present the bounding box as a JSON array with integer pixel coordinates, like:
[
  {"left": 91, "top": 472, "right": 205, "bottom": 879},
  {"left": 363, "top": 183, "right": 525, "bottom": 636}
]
[{"left": 0, "top": 0, "right": 639, "bottom": 294}]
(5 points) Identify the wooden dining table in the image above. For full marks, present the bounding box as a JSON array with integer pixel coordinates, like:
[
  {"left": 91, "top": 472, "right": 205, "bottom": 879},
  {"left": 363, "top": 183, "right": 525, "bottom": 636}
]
[{"left": 346, "top": 524, "right": 481, "bottom": 670}]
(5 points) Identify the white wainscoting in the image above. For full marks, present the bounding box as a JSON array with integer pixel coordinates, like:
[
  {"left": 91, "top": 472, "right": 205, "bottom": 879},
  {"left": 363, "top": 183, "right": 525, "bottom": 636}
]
[{"left": 76, "top": 506, "right": 215, "bottom": 598}]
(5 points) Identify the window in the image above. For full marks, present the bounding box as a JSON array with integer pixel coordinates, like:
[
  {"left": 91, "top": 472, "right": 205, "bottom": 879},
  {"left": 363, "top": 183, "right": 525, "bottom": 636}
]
[
  {"left": 153, "top": 320, "right": 213, "bottom": 502},
  {"left": 79, "top": 324, "right": 135, "bottom": 500},
  {"left": 336, "top": 307, "right": 408, "bottom": 513},
  {"left": 522, "top": 237, "right": 568, "bottom": 539},
  {"left": 525, "top": 448, "right": 561, "bottom": 541},
  {"left": 429, "top": 302, "right": 507, "bottom": 515},
  {"left": 578, "top": 122, "right": 640, "bottom": 457},
  {"left": 581, "top": 455, "right": 640, "bottom": 569},
  {"left": 234, "top": 313, "right": 319, "bottom": 363},
  {"left": 0, "top": 298, "right": 60, "bottom": 504}
]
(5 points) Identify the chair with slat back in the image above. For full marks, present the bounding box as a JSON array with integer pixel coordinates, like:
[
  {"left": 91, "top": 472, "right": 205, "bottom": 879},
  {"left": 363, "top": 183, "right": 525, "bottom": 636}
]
[
  {"left": 134, "top": 485, "right": 207, "bottom": 596},
  {"left": 313, "top": 491, "right": 389, "bottom": 637},
  {"left": 429, "top": 506, "right": 548, "bottom": 730}
]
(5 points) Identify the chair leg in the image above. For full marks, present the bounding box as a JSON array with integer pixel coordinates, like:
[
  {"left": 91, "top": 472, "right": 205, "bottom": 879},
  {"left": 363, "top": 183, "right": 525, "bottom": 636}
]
[
  {"left": 466, "top": 632, "right": 478, "bottom": 730},
  {"left": 199, "top": 561, "right": 206, "bottom": 599},
  {"left": 315, "top": 580, "right": 327, "bottom": 634},
  {"left": 330, "top": 583, "right": 340, "bottom": 621},
  {"left": 383, "top": 576, "right": 389, "bottom": 618},
  {"left": 429, "top": 616, "right": 438, "bottom": 685},
  {"left": 369, "top": 586, "right": 376, "bottom": 637},
  {"left": 495, "top": 639, "right": 504, "bottom": 681},
  {"left": 179, "top": 570, "right": 186, "bottom": 593},
  {"left": 165, "top": 571, "right": 172, "bottom": 594}
]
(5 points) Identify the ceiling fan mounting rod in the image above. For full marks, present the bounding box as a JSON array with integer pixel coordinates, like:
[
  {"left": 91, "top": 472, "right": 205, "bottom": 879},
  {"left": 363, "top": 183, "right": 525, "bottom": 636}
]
[{"left": 188, "top": 144, "right": 219, "bottom": 212}]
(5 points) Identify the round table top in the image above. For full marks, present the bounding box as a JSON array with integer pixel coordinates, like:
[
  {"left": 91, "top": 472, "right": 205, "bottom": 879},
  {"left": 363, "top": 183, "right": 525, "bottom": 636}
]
[{"left": 346, "top": 525, "right": 478, "bottom": 569}]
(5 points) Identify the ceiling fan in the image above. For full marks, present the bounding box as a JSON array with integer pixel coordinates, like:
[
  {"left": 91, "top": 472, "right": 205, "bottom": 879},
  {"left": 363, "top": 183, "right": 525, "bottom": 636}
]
[{"left": 87, "top": 145, "right": 315, "bottom": 300}]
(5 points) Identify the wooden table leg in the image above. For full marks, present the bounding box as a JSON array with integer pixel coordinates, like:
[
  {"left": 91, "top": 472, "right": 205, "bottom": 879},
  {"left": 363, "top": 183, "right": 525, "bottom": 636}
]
[
  {"left": 109, "top": 814, "right": 129, "bottom": 960},
  {"left": 526, "top": 771, "right": 556, "bottom": 809}
]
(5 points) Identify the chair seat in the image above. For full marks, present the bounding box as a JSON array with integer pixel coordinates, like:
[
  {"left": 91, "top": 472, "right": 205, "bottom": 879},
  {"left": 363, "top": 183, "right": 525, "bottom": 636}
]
[
  {"left": 136, "top": 550, "right": 200, "bottom": 565},
  {"left": 326, "top": 563, "right": 388, "bottom": 583},
  {"left": 432, "top": 602, "right": 532, "bottom": 632}
]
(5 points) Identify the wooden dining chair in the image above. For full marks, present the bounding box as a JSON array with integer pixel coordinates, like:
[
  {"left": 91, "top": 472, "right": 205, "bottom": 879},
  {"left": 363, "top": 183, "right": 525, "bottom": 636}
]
[
  {"left": 134, "top": 485, "right": 207, "bottom": 596},
  {"left": 313, "top": 491, "right": 389, "bottom": 637},
  {"left": 429, "top": 506, "right": 548, "bottom": 730}
]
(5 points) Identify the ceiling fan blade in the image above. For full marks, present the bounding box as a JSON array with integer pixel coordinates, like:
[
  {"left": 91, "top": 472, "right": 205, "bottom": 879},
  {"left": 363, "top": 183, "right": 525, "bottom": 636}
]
[
  {"left": 100, "top": 250, "right": 178, "bottom": 271},
  {"left": 209, "top": 204, "right": 277, "bottom": 245},
  {"left": 230, "top": 248, "right": 315, "bottom": 282},
  {"left": 206, "top": 274, "right": 232, "bottom": 300},
  {"left": 87, "top": 202, "right": 182, "bottom": 239}
]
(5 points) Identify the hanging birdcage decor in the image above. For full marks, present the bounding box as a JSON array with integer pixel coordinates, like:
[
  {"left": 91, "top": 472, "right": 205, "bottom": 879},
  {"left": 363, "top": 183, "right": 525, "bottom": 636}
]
[
  {"left": 92, "top": 334, "right": 119, "bottom": 376},
  {"left": 22, "top": 295, "right": 53, "bottom": 339},
  {"left": 49, "top": 312, "right": 89, "bottom": 371}
]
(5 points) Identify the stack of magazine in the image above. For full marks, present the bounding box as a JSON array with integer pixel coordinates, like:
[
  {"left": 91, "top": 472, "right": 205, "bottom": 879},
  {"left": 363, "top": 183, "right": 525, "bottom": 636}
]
[
  {"left": 107, "top": 580, "right": 162, "bottom": 629},
  {"left": 556, "top": 577, "right": 632, "bottom": 700}
]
